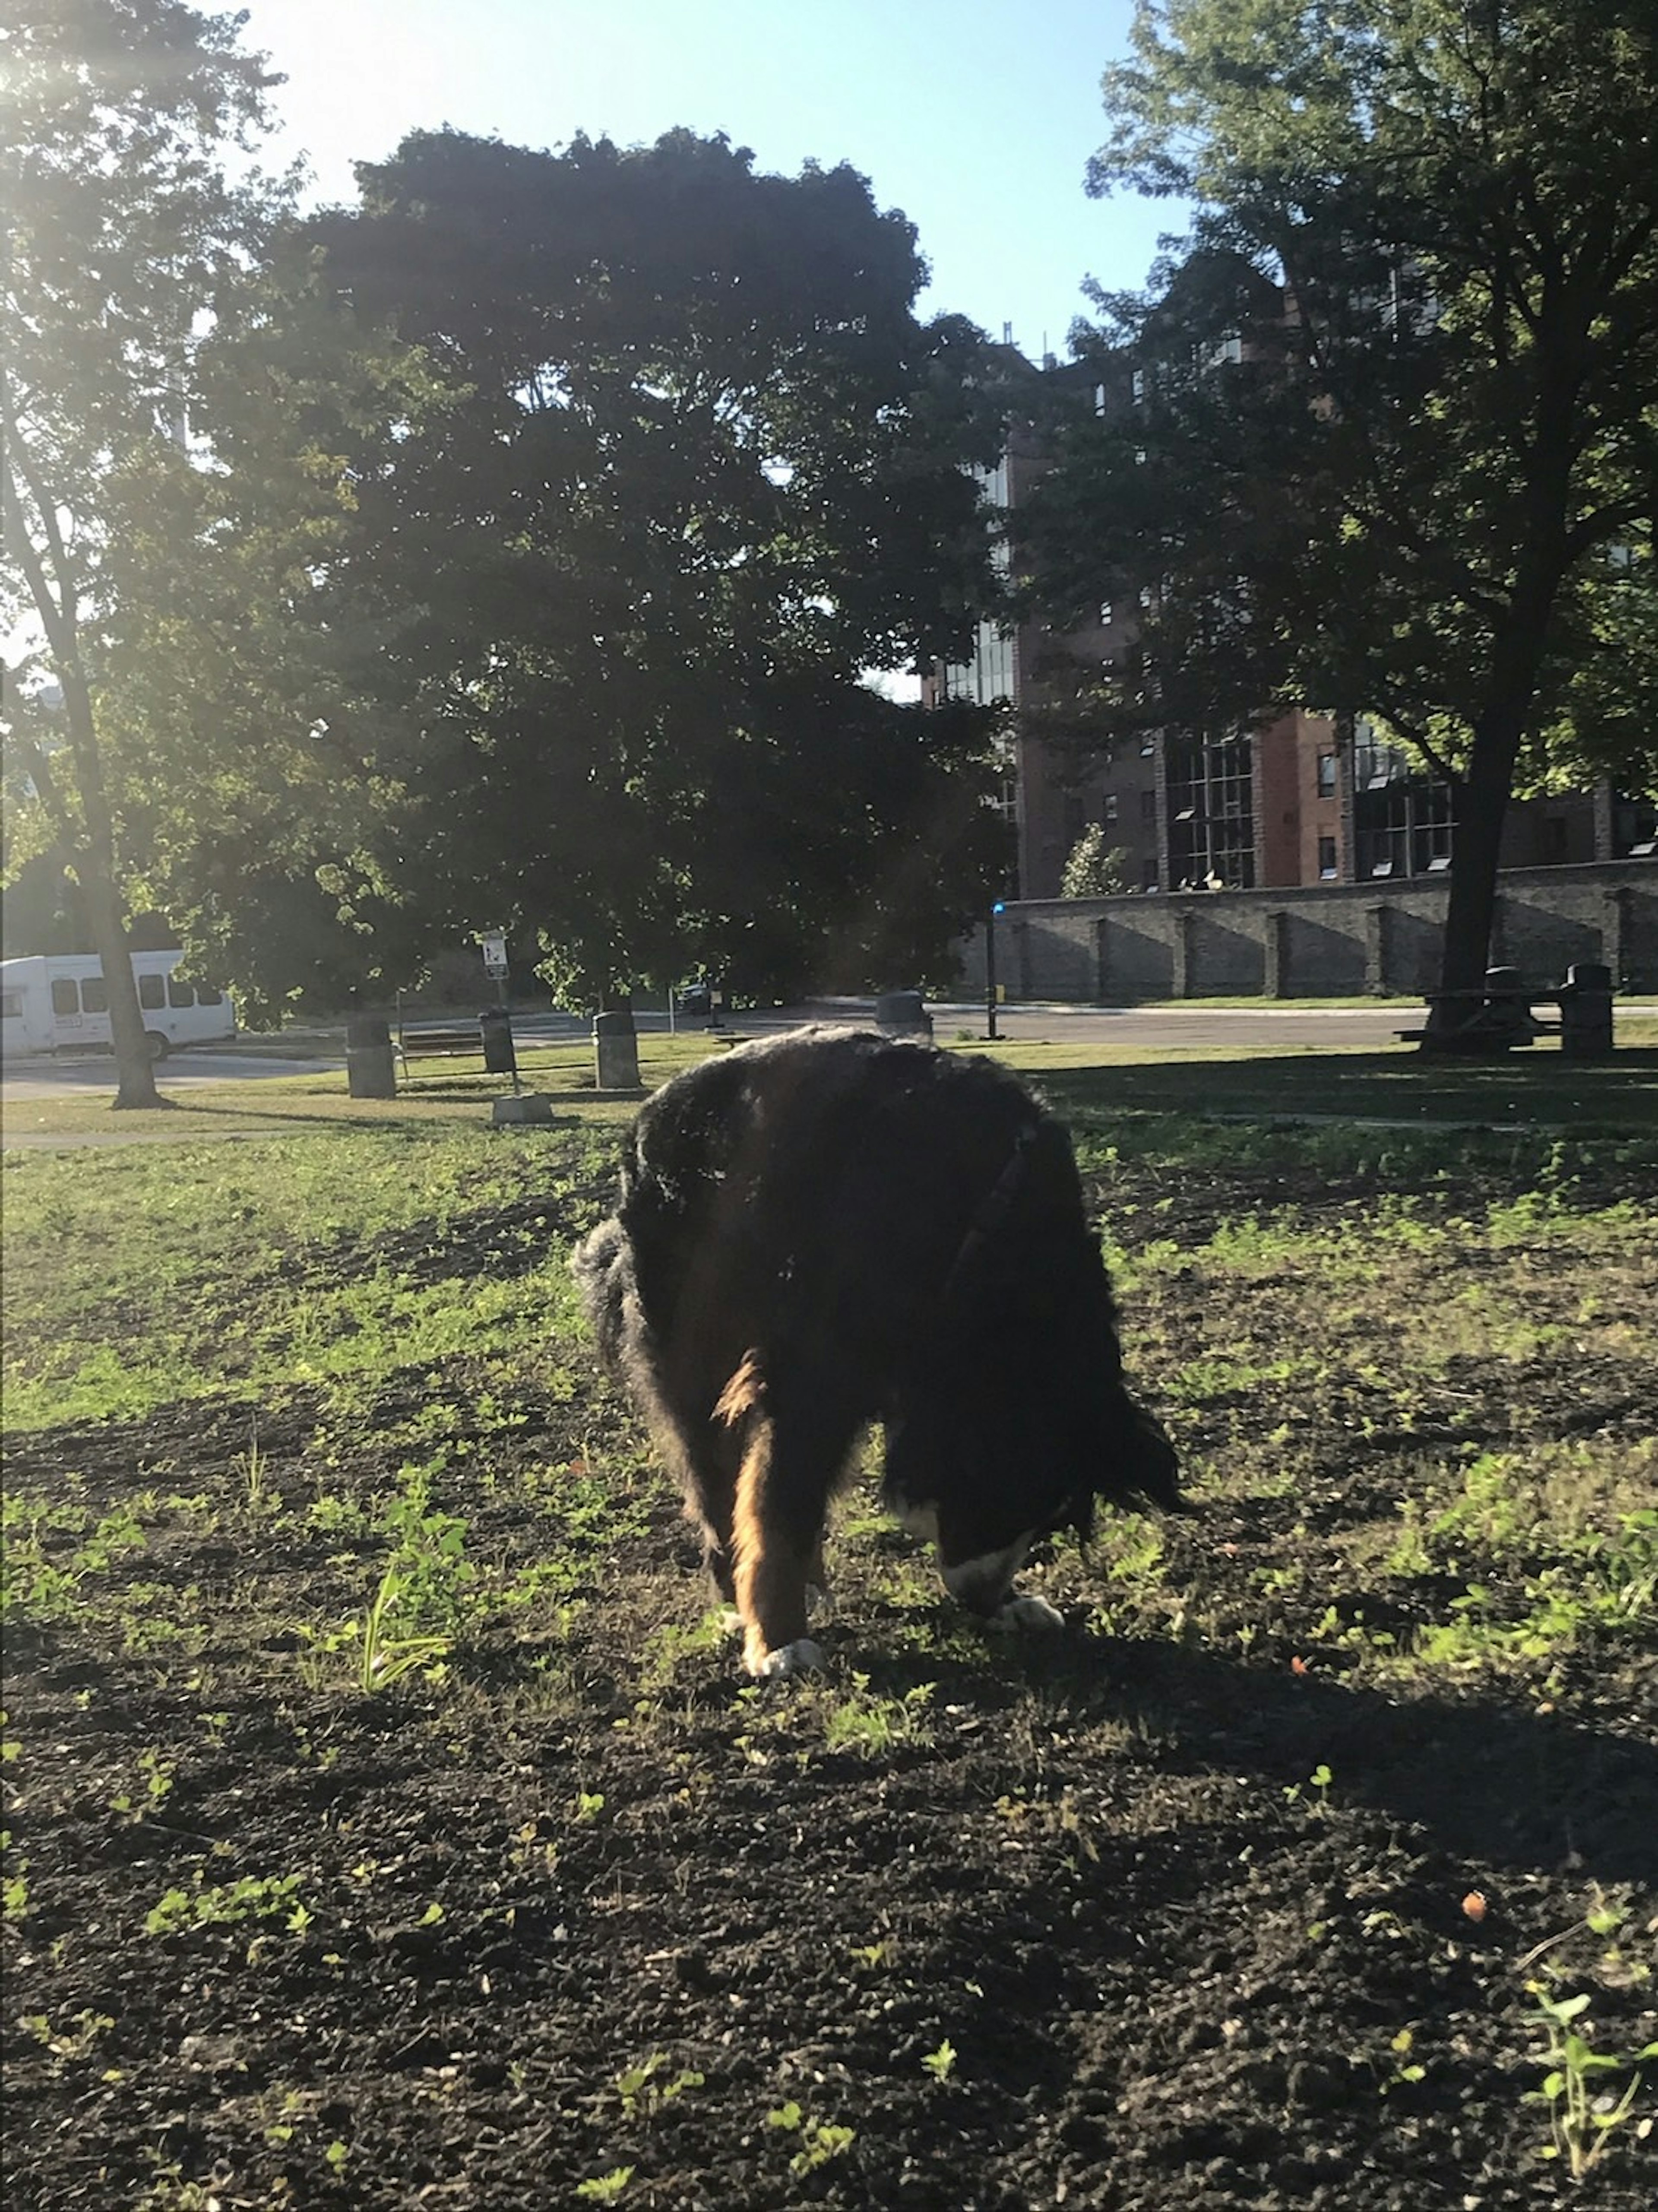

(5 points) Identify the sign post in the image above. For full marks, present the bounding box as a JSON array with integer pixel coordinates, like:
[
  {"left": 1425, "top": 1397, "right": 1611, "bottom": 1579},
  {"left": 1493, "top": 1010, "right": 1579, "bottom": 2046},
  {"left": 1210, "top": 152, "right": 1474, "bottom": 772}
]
[{"left": 986, "top": 901, "right": 1004, "bottom": 1041}]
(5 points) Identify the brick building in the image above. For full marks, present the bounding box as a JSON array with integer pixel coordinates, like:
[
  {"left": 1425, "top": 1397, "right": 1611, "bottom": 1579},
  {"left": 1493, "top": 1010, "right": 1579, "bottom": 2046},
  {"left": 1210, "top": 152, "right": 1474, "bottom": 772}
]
[{"left": 929, "top": 360, "right": 1655, "bottom": 901}]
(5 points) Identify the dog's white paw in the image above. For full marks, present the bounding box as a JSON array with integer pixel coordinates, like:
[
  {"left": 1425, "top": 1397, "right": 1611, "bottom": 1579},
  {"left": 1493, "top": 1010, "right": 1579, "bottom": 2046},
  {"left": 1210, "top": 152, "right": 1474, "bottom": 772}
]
[
  {"left": 748, "top": 1637, "right": 825, "bottom": 1680},
  {"left": 988, "top": 1591, "right": 1065, "bottom": 1634}
]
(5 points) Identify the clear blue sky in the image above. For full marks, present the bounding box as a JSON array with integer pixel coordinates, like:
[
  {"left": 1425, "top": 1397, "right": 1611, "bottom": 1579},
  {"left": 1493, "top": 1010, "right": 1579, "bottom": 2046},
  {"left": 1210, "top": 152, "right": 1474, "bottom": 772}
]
[{"left": 241, "top": 0, "right": 1186, "bottom": 359}]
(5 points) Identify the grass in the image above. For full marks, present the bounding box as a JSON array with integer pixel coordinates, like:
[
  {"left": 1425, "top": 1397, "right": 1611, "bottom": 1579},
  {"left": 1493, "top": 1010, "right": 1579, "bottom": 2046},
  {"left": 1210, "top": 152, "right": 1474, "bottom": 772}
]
[{"left": 5, "top": 1044, "right": 1654, "bottom": 1700}]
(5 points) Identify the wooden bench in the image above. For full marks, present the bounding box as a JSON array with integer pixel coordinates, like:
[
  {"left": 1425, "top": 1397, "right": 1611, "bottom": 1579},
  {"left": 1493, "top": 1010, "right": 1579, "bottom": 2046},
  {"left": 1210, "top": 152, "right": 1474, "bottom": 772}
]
[{"left": 397, "top": 1021, "right": 486, "bottom": 1066}]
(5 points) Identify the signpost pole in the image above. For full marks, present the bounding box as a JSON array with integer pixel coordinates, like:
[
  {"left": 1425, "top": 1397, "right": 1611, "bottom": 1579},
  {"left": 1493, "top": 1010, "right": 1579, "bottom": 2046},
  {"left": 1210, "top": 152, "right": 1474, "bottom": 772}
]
[{"left": 986, "top": 901, "right": 1004, "bottom": 1042}]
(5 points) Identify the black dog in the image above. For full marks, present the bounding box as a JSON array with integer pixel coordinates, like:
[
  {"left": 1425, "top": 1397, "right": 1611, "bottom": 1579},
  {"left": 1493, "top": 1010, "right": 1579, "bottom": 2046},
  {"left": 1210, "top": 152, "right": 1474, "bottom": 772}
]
[{"left": 573, "top": 1027, "right": 1180, "bottom": 1676}]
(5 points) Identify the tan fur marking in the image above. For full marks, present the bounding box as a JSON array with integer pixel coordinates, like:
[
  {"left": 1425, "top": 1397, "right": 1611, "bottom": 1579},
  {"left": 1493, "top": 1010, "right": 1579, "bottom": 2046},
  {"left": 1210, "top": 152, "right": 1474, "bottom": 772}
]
[
  {"left": 731, "top": 1420, "right": 810, "bottom": 1671},
  {"left": 713, "top": 1350, "right": 765, "bottom": 1426}
]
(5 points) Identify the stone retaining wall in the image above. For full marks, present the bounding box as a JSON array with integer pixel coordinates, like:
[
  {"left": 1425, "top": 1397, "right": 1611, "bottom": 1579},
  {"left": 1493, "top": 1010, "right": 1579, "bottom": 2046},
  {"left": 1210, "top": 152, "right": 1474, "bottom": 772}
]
[{"left": 961, "top": 863, "right": 1658, "bottom": 1000}]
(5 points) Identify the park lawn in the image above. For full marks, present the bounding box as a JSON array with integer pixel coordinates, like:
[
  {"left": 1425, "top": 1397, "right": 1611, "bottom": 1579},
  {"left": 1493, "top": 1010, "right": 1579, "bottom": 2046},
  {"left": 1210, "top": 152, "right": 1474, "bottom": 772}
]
[{"left": 3, "top": 1052, "right": 1655, "bottom": 2210}]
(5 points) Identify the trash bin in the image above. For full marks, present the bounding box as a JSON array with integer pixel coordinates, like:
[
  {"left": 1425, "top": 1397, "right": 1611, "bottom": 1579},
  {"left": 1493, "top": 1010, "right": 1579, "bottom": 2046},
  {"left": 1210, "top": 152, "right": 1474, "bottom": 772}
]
[
  {"left": 875, "top": 990, "right": 932, "bottom": 1039},
  {"left": 1559, "top": 962, "right": 1614, "bottom": 1058},
  {"left": 594, "top": 1010, "right": 642, "bottom": 1091},
  {"left": 345, "top": 1014, "right": 397, "bottom": 1099},
  {"left": 479, "top": 1006, "right": 517, "bottom": 1076}
]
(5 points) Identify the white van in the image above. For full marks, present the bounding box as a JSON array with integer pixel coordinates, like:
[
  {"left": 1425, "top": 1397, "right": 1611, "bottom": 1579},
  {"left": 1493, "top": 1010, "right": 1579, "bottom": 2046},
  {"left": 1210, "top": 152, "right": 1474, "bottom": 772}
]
[{"left": 0, "top": 951, "right": 237, "bottom": 1061}]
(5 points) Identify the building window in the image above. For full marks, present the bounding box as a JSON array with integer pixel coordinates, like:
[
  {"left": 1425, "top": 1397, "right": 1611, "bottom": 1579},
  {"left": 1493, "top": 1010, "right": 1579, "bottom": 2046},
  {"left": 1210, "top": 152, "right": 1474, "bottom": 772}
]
[
  {"left": 1102, "top": 792, "right": 1119, "bottom": 822},
  {"left": 1141, "top": 857, "right": 1160, "bottom": 889},
  {"left": 1317, "top": 753, "right": 1337, "bottom": 797},
  {"left": 1353, "top": 757, "right": 1456, "bottom": 880},
  {"left": 1165, "top": 732, "right": 1256, "bottom": 888},
  {"left": 1140, "top": 788, "right": 1157, "bottom": 821},
  {"left": 1318, "top": 835, "right": 1338, "bottom": 879},
  {"left": 1139, "top": 735, "right": 1156, "bottom": 757}
]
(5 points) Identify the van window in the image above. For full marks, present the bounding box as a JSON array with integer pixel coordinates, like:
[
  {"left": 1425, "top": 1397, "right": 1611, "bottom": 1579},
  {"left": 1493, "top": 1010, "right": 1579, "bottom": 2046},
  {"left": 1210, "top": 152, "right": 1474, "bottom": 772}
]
[
  {"left": 52, "top": 979, "right": 79, "bottom": 1015},
  {"left": 195, "top": 985, "right": 224, "bottom": 1007},
  {"left": 1, "top": 992, "right": 22, "bottom": 1020},
  {"left": 139, "top": 974, "right": 166, "bottom": 1009},
  {"left": 81, "top": 978, "right": 109, "bottom": 1012},
  {"left": 167, "top": 976, "right": 196, "bottom": 1008}
]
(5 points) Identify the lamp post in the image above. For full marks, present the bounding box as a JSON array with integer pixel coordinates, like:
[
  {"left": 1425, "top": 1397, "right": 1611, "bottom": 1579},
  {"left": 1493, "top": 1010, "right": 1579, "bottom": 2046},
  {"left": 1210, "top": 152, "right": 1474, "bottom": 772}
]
[{"left": 986, "top": 900, "right": 1005, "bottom": 1041}]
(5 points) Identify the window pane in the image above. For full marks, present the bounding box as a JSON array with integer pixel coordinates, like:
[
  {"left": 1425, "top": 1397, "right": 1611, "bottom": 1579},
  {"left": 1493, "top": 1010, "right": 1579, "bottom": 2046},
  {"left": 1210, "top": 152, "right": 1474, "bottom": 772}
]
[
  {"left": 194, "top": 985, "right": 223, "bottom": 1007},
  {"left": 139, "top": 974, "right": 165, "bottom": 1008},
  {"left": 81, "top": 979, "right": 108, "bottom": 1012},
  {"left": 51, "top": 979, "right": 79, "bottom": 1014},
  {"left": 167, "top": 976, "right": 195, "bottom": 1008}
]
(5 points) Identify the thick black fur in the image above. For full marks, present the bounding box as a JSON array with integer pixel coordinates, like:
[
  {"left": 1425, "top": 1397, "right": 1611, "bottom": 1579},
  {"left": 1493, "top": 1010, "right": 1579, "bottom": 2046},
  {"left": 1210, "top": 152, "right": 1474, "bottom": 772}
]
[{"left": 573, "top": 1027, "right": 1180, "bottom": 1656}]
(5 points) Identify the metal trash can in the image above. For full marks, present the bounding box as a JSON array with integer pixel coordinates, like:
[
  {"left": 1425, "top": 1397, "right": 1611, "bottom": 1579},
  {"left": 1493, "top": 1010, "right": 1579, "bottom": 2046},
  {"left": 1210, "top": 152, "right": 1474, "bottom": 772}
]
[
  {"left": 479, "top": 1007, "right": 517, "bottom": 1076},
  {"left": 345, "top": 1014, "right": 397, "bottom": 1099},
  {"left": 874, "top": 990, "right": 932, "bottom": 1039},
  {"left": 1559, "top": 962, "right": 1614, "bottom": 1058}
]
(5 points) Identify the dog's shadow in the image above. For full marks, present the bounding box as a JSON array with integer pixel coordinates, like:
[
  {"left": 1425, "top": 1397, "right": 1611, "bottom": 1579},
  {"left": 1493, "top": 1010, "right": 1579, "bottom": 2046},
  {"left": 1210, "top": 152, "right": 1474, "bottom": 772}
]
[{"left": 824, "top": 1613, "right": 1658, "bottom": 1889}]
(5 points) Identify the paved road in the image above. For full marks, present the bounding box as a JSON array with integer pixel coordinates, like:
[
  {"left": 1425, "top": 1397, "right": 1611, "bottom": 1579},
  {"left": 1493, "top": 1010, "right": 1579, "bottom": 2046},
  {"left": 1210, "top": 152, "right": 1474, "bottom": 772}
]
[
  {"left": 13, "top": 997, "right": 1649, "bottom": 1105},
  {"left": 0, "top": 1049, "right": 340, "bottom": 1102}
]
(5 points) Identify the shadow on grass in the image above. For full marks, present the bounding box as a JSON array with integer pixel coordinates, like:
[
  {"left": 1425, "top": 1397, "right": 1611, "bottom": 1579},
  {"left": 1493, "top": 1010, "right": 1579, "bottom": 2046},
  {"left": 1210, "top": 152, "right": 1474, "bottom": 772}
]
[{"left": 1035, "top": 1047, "right": 1658, "bottom": 1132}]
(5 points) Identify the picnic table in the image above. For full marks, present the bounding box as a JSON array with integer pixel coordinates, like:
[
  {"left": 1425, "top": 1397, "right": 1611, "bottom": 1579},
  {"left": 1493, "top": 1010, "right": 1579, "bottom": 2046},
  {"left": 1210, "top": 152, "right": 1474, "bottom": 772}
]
[{"left": 1397, "top": 963, "right": 1614, "bottom": 1056}]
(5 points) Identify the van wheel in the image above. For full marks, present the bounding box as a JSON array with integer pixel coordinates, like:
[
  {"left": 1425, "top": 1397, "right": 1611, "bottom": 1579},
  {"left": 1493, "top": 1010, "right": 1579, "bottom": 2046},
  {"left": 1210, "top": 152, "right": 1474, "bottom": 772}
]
[{"left": 143, "top": 1031, "right": 170, "bottom": 1062}]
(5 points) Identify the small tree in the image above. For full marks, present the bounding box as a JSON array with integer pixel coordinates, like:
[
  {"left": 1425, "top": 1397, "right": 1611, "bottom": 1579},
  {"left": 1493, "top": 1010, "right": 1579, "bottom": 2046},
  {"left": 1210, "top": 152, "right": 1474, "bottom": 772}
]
[{"left": 1060, "top": 826, "right": 1130, "bottom": 898}]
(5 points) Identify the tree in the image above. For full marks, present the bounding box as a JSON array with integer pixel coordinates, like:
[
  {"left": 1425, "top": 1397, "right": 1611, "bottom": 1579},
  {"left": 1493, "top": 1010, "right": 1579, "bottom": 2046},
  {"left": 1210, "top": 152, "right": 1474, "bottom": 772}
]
[
  {"left": 1060, "top": 826, "right": 1130, "bottom": 898},
  {"left": 1019, "top": 0, "right": 1657, "bottom": 1036},
  {"left": 300, "top": 128, "right": 1012, "bottom": 1005},
  {"left": 2, "top": 0, "right": 301, "bottom": 1101}
]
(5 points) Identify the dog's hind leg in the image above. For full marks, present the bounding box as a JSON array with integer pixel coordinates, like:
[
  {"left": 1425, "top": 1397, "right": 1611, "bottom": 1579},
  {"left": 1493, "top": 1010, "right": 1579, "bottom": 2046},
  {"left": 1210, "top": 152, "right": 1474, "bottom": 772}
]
[{"left": 938, "top": 1529, "right": 1064, "bottom": 1635}]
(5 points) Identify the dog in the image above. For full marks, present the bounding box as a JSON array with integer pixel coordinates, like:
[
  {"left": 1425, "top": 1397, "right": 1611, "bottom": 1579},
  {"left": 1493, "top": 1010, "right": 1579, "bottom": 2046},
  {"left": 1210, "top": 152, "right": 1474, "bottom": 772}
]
[{"left": 573, "top": 1027, "right": 1180, "bottom": 1677}]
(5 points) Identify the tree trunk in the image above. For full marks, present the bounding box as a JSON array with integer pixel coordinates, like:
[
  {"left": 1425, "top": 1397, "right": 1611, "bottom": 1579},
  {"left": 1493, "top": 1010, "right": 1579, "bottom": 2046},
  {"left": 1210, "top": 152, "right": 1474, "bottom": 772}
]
[
  {"left": 80, "top": 869, "right": 168, "bottom": 1108},
  {"left": 1421, "top": 690, "right": 1529, "bottom": 1049},
  {"left": 57, "top": 668, "right": 167, "bottom": 1109}
]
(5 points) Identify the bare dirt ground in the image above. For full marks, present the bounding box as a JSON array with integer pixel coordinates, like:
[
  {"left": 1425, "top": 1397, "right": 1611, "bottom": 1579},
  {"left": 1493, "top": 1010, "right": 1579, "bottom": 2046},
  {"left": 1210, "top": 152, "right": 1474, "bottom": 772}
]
[{"left": 4, "top": 1143, "right": 1656, "bottom": 2211}]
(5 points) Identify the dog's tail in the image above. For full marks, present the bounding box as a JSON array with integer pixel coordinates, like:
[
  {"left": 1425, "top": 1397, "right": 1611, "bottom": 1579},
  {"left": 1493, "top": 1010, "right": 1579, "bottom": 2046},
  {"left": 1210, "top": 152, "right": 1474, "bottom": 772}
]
[{"left": 571, "top": 1219, "right": 630, "bottom": 1373}]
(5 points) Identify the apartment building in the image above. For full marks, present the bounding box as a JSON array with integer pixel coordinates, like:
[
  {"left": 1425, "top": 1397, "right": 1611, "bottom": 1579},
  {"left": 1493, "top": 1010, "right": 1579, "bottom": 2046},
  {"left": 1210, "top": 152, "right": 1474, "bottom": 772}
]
[{"left": 930, "top": 358, "right": 1652, "bottom": 901}]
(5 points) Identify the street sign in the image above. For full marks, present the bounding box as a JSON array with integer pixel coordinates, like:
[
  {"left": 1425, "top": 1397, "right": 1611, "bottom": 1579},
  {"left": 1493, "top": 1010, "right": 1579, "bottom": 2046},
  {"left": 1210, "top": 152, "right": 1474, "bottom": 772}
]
[{"left": 481, "top": 932, "right": 509, "bottom": 975}]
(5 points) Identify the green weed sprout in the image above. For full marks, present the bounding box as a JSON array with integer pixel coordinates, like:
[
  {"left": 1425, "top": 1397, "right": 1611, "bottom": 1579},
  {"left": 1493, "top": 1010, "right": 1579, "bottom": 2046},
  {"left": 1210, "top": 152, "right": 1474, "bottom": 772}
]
[
  {"left": 358, "top": 1565, "right": 452, "bottom": 1692},
  {"left": 1526, "top": 1982, "right": 1658, "bottom": 2177},
  {"left": 766, "top": 2101, "right": 856, "bottom": 2176},
  {"left": 575, "top": 2171, "right": 634, "bottom": 2205},
  {"left": 614, "top": 2052, "right": 703, "bottom": 2123}
]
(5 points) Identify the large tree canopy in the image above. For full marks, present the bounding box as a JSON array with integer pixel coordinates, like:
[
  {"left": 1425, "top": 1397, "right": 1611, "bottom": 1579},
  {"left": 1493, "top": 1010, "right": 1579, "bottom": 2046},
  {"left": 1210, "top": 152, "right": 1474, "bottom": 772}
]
[
  {"left": 297, "top": 127, "right": 1012, "bottom": 1004},
  {"left": 1018, "top": 0, "right": 1657, "bottom": 1016}
]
